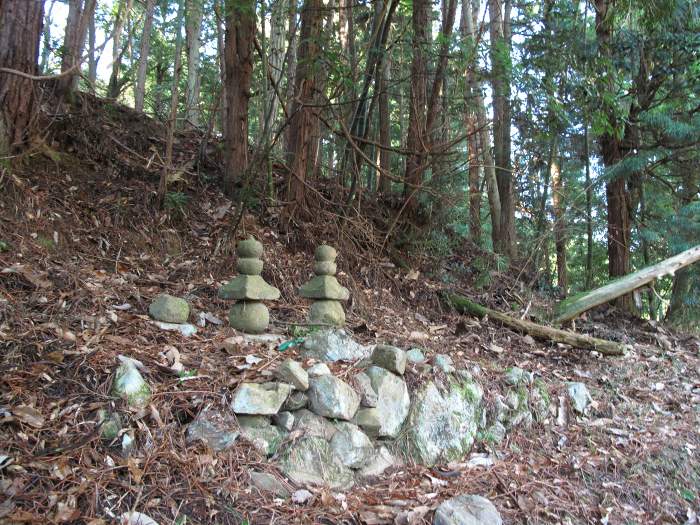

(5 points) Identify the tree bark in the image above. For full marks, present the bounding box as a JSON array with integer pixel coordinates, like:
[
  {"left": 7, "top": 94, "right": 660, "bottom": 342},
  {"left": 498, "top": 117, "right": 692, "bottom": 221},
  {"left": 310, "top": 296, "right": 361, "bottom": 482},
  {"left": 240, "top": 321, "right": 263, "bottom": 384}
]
[
  {"left": 185, "top": 0, "right": 204, "bottom": 126},
  {"left": 262, "top": 0, "right": 287, "bottom": 143},
  {"left": 223, "top": 0, "right": 256, "bottom": 196},
  {"left": 0, "top": 0, "right": 44, "bottom": 156},
  {"left": 488, "top": 0, "right": 516, "bottom": 257},
  {"left": 40, "top": 0, "right": 56, "bottom": 74},
  {"left": 87, "top": 4, "right": 97, "bottom": 86},
  {"left": 550, "top": 137, "right": 567, "bottom": 296},
  {"left": 285, "top": 0, "right": 322, "bottom": 215},
  {"left": 58, "top": 0, "right": 96, "bottom": 97},
  {"left": 108, "top": 0, "right": 133, "bottom": 99},
  {"left": 134, "top": 0, "right": 156, "bottom": 112},
  {"left": 377, "top": 54, "right": 391, "bottom": 193}
]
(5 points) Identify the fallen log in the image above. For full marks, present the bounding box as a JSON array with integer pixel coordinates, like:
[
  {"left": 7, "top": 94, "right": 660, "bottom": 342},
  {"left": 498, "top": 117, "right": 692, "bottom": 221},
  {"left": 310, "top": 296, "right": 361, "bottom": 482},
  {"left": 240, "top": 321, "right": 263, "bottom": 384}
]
[
  {"left": 552, "top": 245, "right": 700, "bottom": 324},
  {"left": 443, "top": 292, "right": 628, "bottom": 356}
]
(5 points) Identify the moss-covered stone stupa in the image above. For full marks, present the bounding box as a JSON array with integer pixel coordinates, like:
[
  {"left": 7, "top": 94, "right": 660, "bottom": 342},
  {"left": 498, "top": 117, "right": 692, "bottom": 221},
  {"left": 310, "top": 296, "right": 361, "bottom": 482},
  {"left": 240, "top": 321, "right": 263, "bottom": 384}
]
[
  {"left": 219, "top": 237, "right": 280, "bottom": 333},
  {"left": 299, "top": 245, "right": 349, "bottom": 326}
]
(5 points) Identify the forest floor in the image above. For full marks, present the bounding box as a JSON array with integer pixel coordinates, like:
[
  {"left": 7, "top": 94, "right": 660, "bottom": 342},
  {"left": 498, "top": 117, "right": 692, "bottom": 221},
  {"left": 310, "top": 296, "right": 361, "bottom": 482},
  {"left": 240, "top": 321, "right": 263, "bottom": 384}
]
[{"left": 0, "top": 97, "right": 699, "bottom": 525}]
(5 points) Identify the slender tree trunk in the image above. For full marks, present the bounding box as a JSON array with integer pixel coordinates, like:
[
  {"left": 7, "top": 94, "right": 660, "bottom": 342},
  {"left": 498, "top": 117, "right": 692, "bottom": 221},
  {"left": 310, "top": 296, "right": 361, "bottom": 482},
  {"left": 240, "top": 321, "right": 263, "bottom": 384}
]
[
  {"left": 215, "top": 0, "right": 227, "bottom": 134},
  {"left": 40, "top": 0, "right": 55, "bottom": 74},
  {"left": 550, "top": 138, "right": 567, "bottom": 296},
  {"left": 108, "top": 0, "right": 133, "bottom": 99},
  {"left": 87, "top": 5, "right": 97, "bottom": 86},
  {"left": 283, "top": 0, "right": 298, "bottom": 152},
  {"left": 158, "top": 0, "right": 185, "bottom": 204},
  {"left": 584, "top": 125, "right": 593, "bottom": 289},
  {"left": 134, "top": 0, "right": 156, "bottom": 112},
  {"left": 0, "top": 0, "right": 44, "bottom": 156},
  {"left": 403, "top": 0, "right": 429, "bottom": 217},
  {"left": 185, "top": 0, "right": 204, "bottom": 126},
  {"left": 488, "top": 0, "right": 515, "bottom": 257},
  {"left": 377, "top": 54, "right": 391, "bottom": 193},
  {"left": 285, "top": 0, "right": 322, "bottom": 215},
  {"left": 223, "top": 0, "right": 256, "bottom": 196},
  {"left": 58, "top": 0, "right": 96, "bottom": 97},
  {"left": 263, "top": 0, "right": 287, "bottom": 143}
]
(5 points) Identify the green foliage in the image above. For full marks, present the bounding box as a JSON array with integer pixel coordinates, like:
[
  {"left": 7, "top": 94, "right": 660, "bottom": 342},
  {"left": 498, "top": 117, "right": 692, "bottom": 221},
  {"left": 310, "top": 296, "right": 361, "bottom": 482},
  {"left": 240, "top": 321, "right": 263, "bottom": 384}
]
[{"left": 164, "top": 191, "right": 189, "bottom": 214}]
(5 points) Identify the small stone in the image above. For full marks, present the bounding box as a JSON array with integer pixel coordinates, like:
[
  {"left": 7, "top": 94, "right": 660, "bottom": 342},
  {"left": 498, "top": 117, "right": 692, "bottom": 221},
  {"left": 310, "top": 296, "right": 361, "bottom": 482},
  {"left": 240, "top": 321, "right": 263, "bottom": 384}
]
[
  {"left": 354, "top": 372, "right": 378, "bottom": 407},
  {"left": 97, "top": 409, "right": 122, "bottom": 441},
  {"left": 232, "top": 382, "right": 292, "bottom": 415},
  {"left": 315, "top": 245, "right": 337, "bottom": 262},
  {"left": 293, "top": 408, "right": 337, "bottom": 439},
  {"left": 433, "top": 495, "right": 502, "bottom": 525},
  {"left": 278, "top": 436, "right": 354, "bottom": 490},
  {"left": 282, "top": 391, "right": 309, "bottom": 411},
  {"left": 308, "top": 375, "right": 360, "bottom": 421},
  {"left": 303, "top": 329, "right": 371, "bottom": 362},
  {"left": 406, "top": 348, "right": 426, "bottom": 363},
  {"left": 567, "top": 382, "right": 592, "bottom": 414},
  {"left": 228, "top": 301, "right": 269, "bottom": 334},
  {"left": 353, "top": 408, "right": 382, "bottom": 436},
  {"left": 356, "top": 446, "right": 398, "bottom": 479},
  {"left": 309, "top": 300, "right": 346, "bottom": 326},
  {"left": 291, "top": 489, "right": 313, "bottom": 504},
  {"left": 237, "top": 415, "right": 286, "bottom": 456},
  {"left": 371, "top": 345, "right": 407, "bottom": 375},
  {"left": 219, "top": 275, "right": 281, "bottom": 301},
  {"left": 148, "top": 294, "right": 189, "bottom": 323},
  {"left": 250, "top": 471, "right": 290, "bottom": 498},
  {"left": 273, "top": 411, "right": 295, "bottom": 431},
  {"left": 307, "top": 363, "right": 331, "bottom": 377},
  {"left": 505, "top": 367, "right": 534, "bottom": 386},
  {"left": 237, "top": 257, "right": 263, "bottom": 275},
  {"left": 154, "top": 321, "right": 198, "bottom": 337},
  {"left": 434, "top": 354, "right": 455, "bottom": 374},
  {"left": 275, "top": 359, "right": 309, "bottom": 391},
  {"left": 329, "top": 422, "right": 374, "bottom": 468},
  {"left": 112, "top": 356, "right": 152, "bottom": 408},
  {"left": 187, "top": 408, "right": 239, "bottom": 451},
  {"left": 237, "top": 237, "right": 264, "bottom": 258}
]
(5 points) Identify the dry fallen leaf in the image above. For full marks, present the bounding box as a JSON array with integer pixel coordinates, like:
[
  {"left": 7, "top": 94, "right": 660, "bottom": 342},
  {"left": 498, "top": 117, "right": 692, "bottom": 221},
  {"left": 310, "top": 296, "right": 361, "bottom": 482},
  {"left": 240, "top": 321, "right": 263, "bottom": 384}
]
[{"left": 13, "top": 405, "right": 45, "bottom": 428}]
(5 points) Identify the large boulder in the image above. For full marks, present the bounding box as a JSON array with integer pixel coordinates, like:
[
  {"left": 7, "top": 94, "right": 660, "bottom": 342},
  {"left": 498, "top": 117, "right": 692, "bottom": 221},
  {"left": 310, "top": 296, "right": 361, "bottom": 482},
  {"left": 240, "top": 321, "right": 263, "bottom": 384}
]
[
  {"left": 303, "top": 329, "right": 371, "bottom": 362},
  {"left": 149, "top": 294, "right": 189, "bottom": 324},
  {"left": 278, "top": 436, "right": 354, "bottom": 490},
  {"left": 329, "top": 422, "right": 374, "bottom": 468},
  {"left": 231, "top": 382, "right": 292, "bottom": 415},
  {"left": 354, "top": 366, "right": 409, "bottom": 438},
  {"left": 404, "top": 379, "right": 483, "bottom": 466},
  {"left": 433, "top": 495, "right": 502, "bottom": 525},
  {"left": 308, "top": 375, "right": 360, "bottom": 421}
]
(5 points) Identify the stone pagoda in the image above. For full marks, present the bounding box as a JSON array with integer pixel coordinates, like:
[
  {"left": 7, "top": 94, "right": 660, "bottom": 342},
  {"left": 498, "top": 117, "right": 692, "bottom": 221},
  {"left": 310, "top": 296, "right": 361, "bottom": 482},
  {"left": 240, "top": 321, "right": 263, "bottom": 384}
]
[
  {"left": 299, "top": 245, "right": 349, "bottom": 326},
  {"left": 219, "top": 237, "right": 280, "bottom": 333}
]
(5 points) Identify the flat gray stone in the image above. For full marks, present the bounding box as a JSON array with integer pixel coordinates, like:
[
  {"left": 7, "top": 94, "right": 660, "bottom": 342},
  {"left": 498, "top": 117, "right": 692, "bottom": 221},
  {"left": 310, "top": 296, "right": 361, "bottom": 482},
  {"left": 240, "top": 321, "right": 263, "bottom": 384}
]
[
  {"left": 360, "top": 366, "right": 410, "bottom": 438},
  {"left": 275, "top": 359, "right": 309, "bottom": 391},
  {"left": 433, "top": 495, "right": 502, "bottom": 525},
  {"left": 250, "top": 471, "right": 290, "bottom": 498},
  {"left": 278, "top": 436, "right": 354, "bottom": 490},
  {"left": 187, "top": 408, "right": 239, "bottom": 451},
  {"left": 232, "top": 382, "right": 292, "bottom": 415},
  {"left": 273, "top": 411, "right": 295, "bottom": 431},
  {"left": 292, "top": 408, "right": 338, "bottom": 440},
  {"left": 404, "top": 380, "right": 483, "bottom": 466},
  {"left": 308, "top": 375, "right": 360, "bottom": 421},
  {"left": 329, "top": 422, "right": 374, "bottom": 468},
  {"left": 237, "top": 415, "right": 286, "bottom": 456},
  {"left": 406, "top": 348, "right": 426, "bottom": 363},
  {"left": 149, "top": 294, "right": 189, "bottom": 323},
  {"left": 371, "top": 345, "right": 407, "bottom": 375},
  {"left": 303, "top": 329, "right": 372, "bottom": 362}
]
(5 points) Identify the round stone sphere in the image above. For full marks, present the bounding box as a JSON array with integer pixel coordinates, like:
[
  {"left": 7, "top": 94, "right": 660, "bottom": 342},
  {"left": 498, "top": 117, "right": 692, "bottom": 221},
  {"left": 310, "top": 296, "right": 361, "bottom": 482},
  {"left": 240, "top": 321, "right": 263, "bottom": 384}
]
[
  {"left": 237, "top": 238, "right": 263, "bottom": 258},
  {"left": 313, "top": 261, "right": 337, "bottom": 276},
  {"left": 315, "top": 245, "right": 337, "bottom": 262},
  {"left": 237, "top": 257, "right": 263, "bottom": 275},
  {"left": 229, "top": 301, "right": 269, "bottom": 334},
  {"left": 309, "top": 300, "right": 345, "bottom": 327}
]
